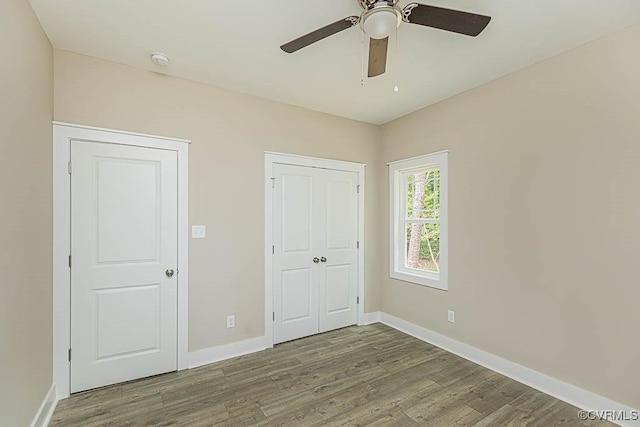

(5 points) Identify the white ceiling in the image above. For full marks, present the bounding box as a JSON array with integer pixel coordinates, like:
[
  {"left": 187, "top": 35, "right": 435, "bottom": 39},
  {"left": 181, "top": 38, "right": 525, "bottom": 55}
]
[{"left": 29, "top": 0, "right": 640, "bottom": 124}]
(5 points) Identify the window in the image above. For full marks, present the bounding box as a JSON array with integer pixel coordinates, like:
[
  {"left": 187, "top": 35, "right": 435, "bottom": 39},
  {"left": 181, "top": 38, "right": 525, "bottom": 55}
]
[{"left": 389, "top": 151, "right": 448, "bottom": 290}]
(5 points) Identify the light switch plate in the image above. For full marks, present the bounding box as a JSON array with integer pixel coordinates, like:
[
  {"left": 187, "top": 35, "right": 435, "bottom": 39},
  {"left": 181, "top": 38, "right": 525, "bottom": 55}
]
[
  {"left": 192, "top": 225, "right": 206, "bottom": 239},
  {"left": 226, "top": 315, "right": 235, "bottom": 328},
  {"left": 447, "top": 310, "right": 455, "bottom": 323}
]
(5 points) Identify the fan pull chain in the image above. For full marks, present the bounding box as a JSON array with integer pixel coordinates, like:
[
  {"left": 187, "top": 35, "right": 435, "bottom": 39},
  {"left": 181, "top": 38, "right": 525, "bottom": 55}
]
[
  {"left": 394, "top": 24, "right": 399, "bottom": 92},
  {"left": 360, "top": 30, "right": 365, "bottom": 86},
  {"left": 395, "top": 23, "right": 398, "bottom": 53}
]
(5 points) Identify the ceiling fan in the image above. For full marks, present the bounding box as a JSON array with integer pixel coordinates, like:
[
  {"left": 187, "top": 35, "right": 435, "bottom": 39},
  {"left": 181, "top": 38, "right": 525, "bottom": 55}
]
[{"left": 280, "top": 0, "right": 491, "bottom": 78}]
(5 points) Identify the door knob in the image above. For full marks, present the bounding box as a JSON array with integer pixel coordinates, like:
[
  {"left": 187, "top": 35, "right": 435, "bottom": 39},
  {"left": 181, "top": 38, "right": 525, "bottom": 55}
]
[
  {"left": 320, "top": 257, "right": 327, "bottom": 263},
  {"left": 165, "top": 269, "right": 175, "bottom": 278},
  {"left": 313, "top": 257, "right": 320, "bottom": 263}
]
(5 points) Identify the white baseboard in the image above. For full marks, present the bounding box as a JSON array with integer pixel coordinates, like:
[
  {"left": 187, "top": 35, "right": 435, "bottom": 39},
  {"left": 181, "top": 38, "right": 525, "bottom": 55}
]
[
  {"left": 377, "top": 312, "right": 639, "bottom": 427},
  {"left": 187, "top": 335, "right": 270, "bottom": 369},
  {"left": 360, "top": 311, "right": 381, "bottom": 325},
  {"left": 30, "top": 383, "right": 57, "bottom": 427}
]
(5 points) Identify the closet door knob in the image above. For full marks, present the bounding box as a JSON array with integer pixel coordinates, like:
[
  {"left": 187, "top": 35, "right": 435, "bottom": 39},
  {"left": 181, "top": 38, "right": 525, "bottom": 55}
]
[
  {"left": 320, "top": 257, "right": 327, "bottom": 263},
  {"left": 313, "top": 257, "right": 320, "bottom": 263},
  {"left": 165, "top": 269, "right": 175, "bottom": 278}
]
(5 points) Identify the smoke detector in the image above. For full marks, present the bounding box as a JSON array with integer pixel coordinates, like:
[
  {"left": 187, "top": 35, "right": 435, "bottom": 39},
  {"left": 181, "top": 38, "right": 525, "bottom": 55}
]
[{"left": 150, "top": 52, "right": 170, "bottom": 67}]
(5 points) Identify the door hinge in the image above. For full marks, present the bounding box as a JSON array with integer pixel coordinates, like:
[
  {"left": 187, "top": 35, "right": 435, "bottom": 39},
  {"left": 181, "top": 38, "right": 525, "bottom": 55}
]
[
  {"left": 357, "top": 296, "right": 360, "bottom": 305},
  {"left": 357, "top": 241, "right": 360, "bottom": 249},
  {"left": 357, "top": 185, "right": 360, "bottom": 194},
  {"left": 68, "top": 348, "right": 72, "bottom": 362},
  {"left": 67, "top": 161, "right": 72, "bottom": 174},
  {"left": 272, "top": 245, "right": 275, "bottom": 254},
  {"left": 68, "top": 255, "right": 72, "bottom": 268},
  {"left": 272, "top": 312, "right": 275, "bottom": 322},
  {"left": 271, "top": 177, "right": 275, "bottom": 188}
]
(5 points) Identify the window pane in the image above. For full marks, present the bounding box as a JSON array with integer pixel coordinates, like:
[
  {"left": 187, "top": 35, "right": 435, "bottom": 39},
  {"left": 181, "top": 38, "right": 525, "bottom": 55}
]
[
  {"left": 405, "top": 222, "right": 440, "bottom": 273},
  {"left": 405, "top": 170, "right": 440, "bottom": 220}
]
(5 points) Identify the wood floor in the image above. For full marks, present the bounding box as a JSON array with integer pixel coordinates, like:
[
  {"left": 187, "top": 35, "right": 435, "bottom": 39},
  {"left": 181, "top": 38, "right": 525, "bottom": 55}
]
[{"left": 51, "top": 324, "right": 612, "bottom": 426}]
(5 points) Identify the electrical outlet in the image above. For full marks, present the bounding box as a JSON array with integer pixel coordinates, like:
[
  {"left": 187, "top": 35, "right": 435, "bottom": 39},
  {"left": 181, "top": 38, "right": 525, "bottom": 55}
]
[
  {"left": 226, "top": 315, "right": 235, "bottom": 328},
  {"left": 447, "top": 310, "right": 455, "bottom": 323},
  {"left": 191, "top": 225, "right": 206, "bottom": 239}
]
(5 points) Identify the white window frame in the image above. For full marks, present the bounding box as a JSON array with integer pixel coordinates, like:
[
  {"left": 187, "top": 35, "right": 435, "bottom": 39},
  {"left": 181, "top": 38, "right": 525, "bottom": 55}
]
[{"left": 389, "top": 151, "right": 448, "bottom": 290}]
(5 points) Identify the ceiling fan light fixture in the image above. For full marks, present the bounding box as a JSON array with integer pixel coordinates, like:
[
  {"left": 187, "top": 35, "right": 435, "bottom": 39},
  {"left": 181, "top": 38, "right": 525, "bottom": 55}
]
[{"left": 361, "top": 5, "right": 401, "bottom": 39}]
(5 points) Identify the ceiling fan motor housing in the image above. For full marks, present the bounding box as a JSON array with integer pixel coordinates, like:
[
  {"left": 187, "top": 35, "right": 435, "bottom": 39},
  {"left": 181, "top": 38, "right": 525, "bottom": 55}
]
[{"left": 357, "top": 0, "right": 398, "bottom": 10}]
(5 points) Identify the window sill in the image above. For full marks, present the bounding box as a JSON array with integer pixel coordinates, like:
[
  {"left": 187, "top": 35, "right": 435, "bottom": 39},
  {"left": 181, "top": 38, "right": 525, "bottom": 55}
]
[{"left": 390, "top": 270, "right": 448, "bottom": 291}]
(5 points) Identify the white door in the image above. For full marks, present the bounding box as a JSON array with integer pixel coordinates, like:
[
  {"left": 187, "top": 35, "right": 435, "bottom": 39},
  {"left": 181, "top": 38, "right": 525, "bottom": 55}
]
[
  {"left": 319, "top": 170, "right": 358, "bottom": 333},
  {"left": 272, "top": 165, "right": 322, "bottom": 344},
  {"left": 70, "top": 140, "right": 178, "bottom": 393},
  {"left": 272, "top": 164, "right": 358, "bottom": 344}
]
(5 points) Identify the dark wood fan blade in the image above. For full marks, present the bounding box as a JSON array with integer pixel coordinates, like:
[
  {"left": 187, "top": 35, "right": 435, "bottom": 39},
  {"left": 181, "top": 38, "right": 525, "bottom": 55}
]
[
  {"left": 368, "top": 37, "right": 388, "bottom": 78},
  {"left": 402, "top": 3, "right": 491, "bottom": 37},
  {"left": 280, "top": 17, "right": 359, "bottom": 53}
]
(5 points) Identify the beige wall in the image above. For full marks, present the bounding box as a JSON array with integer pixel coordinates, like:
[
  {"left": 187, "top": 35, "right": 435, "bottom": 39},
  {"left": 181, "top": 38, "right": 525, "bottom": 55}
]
[
  {"left": 380, "top": 24, "right": 640, "bottom": 408},
  {"left": 0, "top": 0, "right": 53, "bottom": 425},
  {"left": 22, "top": 15, "right": 638, "bottom": 416},
  {"left": 53, "top": 50, "right": 381, "bottom": 351}
]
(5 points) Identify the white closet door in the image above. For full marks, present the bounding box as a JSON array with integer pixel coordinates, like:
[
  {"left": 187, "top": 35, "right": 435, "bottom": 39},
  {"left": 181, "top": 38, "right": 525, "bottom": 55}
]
[
  {"left": 272, "top": 164, "right": 323, "bottom": 344},
  {"left": 318, "top": 169, "right": 358, "bottom": 333},
  {"left": 70, "top": 140, "right": 178, "bottom": 393},
  {"left": 272, "top": 164, "right": 358, "bottom": 344}
]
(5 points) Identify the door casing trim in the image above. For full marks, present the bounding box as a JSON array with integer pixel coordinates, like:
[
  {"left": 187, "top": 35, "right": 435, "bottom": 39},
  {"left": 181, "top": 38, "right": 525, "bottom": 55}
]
[
  {"left": 53, "top": 122, "right": 190, "bottom": 399},
  {"left": 264, "top": 152, "right": 366, "bottom": 347}
]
